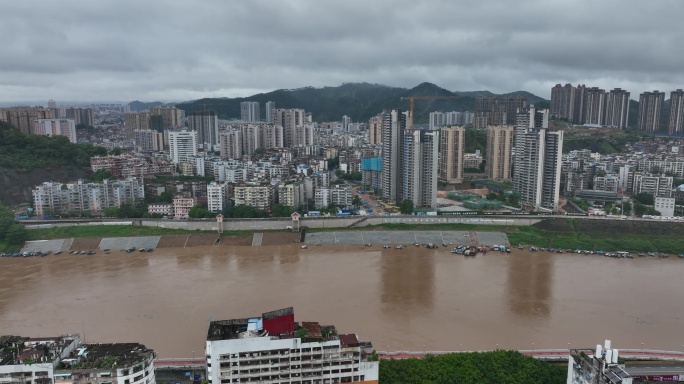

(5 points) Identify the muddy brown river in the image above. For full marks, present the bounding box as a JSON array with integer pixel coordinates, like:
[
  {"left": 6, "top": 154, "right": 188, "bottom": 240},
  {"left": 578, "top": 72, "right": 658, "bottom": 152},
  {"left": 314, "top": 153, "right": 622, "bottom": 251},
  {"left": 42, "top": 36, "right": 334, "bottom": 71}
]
[{"left": 1, "top": 245, "right": 683, "bottom": 357}]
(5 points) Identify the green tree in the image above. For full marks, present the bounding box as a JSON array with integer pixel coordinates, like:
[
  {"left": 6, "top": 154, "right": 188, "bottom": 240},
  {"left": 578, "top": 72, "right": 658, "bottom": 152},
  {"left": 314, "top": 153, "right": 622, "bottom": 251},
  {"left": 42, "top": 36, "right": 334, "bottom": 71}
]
[
  {"left": 352, "top": 195, "right": 362, "bottom": 208},
  {"left": 110, "top": 147, "right": 123, "bottom": 156},
  {"left": 327, "top": 156, "right": 340, "bottom": 170},
  {"left": 0, "top": 121, "right": 107, "bottom": 170},
  {"left": 223, "top": 204, "right": 269, "bottom": 218},
  {"left": 103, "top": 206, "right": 120, "bottom": 217},
  {"left": 90, "top": 169, "right": 113, "bottom": 182},
  {"left": 188, "top": 205, "right": 213, "bottom": 218},
  {"left": 0, "top": 217, "right": 14, "bottom": 241},
  {"left": 155, "top": 190, "right": 175, "bottom": 203},
  {"left": 271, "top": 204, "right": 293, "bottom": 217},
  {"left": 634, "top": 203, "right": 647, "bottom": 217},
  {"left": 76, "top": 123, "right": 95, "bottom": 131},
  {"left": 398, "top": 199, "right": 414, "bottom": 215},
  {"left": 634, "top": 192, "right": 654, "bottom": 205},
  {"left": 5, "top": 224, "right": 27, "bottom": 245}
]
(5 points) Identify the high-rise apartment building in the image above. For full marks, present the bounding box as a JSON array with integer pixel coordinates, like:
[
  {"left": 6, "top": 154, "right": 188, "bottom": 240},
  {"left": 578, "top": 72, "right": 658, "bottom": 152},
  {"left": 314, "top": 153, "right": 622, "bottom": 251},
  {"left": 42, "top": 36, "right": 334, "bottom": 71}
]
[
  {"left": 403, "top": 129, "right": 439, "bottom": 208},
  {"left": 381, "top": 110, "right": 406, "bottom": 204},
  {"left": 474, "top": 96, "right": 526, "bottom": 128},
  {"left": 513, "top": 107, "right": 564, "bottom": 212},
  {"left": 187, "top": 110, "right": 219, "bottom": 150},
  {"left": 584, "top": 87, "right": 606, "bottom": 125},
  {"left": 380, "top": 109, "right": 438, "bottom": 207},
  {"left": 124, "top": 112, "right": 150, "bottom": 138},
  {"left": 47, "top": 99, "right": 57, "bottom": 109},
  {"left": 368, "top": 113, "right": 382, "bottom": 144},
  {"left": 638, "top": 90, "right": 665, "bottom": 132},
  {"left": 32, "top": 118, "right": 77, "bottom": 143},
  {"left": 604, "top": 88, "right": 630, "bottom": 129},
  {"left": 240, "top": 101, "right": 260, "bottom": 122},
  {"left": 206, "top": 307, "right": 379, "bottom": 384},
  {"left": 550, "top": 83, "right": 575, "bottom": 120},
  {"left": 342, "top": 115, "right": 352, "bottom": 131},
  {"left": 65, "top": 107, "right": 94, "bottom": 126},
  {"left": 169, "top": 130, "right": 198, "bottom": 164},
  {"left": 134, "top": 129, "right": 164, "bottom": 151},
  {"left": 486, "top": 125, "right": 514, "bottom": 181},
  {"left": 438, "top": 126, "right": 465, "bottom": 184},
  {"left": 551, "top": 84, "right": 632, "bottom": 128},
  {"left": 265, "top": 101, "right": 275, "bottom": 123},
  {"left": 219, "top": 130, "right": 243, "bottom": 160},
  {"left": 429, "top": 112, "right": 445, "bottom": 130},
  {"left": 668, "top": 89, "right": 684, "bottom": 135},
  {"left": 273, "top": 108, "right": 305, "bottom": 148},
  {"left": 149, "top": 106, "right": 182, "bottom": 129}
]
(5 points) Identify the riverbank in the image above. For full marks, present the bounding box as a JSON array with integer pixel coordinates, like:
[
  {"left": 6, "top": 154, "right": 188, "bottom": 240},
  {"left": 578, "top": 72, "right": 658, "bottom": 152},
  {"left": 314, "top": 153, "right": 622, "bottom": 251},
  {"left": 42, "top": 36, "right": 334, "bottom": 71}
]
[
  {"left": 309, "top": 220, "right": 684, "bottom": 254},
  {"left": 12, "top": 217, "right": 684, "bottom": 255}
]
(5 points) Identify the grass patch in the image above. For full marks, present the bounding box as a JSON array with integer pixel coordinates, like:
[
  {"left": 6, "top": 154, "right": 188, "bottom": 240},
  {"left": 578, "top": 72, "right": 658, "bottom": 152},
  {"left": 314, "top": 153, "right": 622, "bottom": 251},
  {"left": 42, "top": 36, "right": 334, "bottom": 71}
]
[
  {"left": 308, "top": 221, "right": 684, "bottom": 253},
  {"left": 0, "top": 241, "right": 21, "bottom": 253},
  {"left": 27, "top": 225, "right": 223, "bottom": 241}
]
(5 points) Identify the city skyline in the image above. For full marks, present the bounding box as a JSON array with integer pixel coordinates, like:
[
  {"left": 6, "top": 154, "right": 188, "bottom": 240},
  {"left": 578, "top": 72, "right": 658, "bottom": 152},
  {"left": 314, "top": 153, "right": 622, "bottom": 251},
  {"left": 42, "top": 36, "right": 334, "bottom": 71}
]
[{"left": 1, "top": 0, "right": 683, "bottom": 103}]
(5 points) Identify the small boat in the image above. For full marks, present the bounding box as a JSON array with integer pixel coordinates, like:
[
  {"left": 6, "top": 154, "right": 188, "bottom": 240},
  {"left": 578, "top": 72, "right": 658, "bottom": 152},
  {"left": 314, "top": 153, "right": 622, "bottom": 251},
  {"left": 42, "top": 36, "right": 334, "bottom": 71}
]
[{"left": 300, "top": 245, "right": 308, "bottom": 249}]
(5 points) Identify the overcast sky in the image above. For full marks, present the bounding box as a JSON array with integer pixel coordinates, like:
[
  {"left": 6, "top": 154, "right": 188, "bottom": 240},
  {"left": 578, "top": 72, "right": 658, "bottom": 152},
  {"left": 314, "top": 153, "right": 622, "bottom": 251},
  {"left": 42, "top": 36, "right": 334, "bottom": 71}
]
[{"left": 1, "top": 0, "right": 682, "bottom": 104}]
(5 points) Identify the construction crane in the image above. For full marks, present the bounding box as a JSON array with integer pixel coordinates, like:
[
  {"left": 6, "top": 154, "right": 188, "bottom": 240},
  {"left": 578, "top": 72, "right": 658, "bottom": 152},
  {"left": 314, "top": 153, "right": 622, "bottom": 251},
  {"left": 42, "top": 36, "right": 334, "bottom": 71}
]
[{"left": 401, "top": 95, "right": 462, "bottom": 129}]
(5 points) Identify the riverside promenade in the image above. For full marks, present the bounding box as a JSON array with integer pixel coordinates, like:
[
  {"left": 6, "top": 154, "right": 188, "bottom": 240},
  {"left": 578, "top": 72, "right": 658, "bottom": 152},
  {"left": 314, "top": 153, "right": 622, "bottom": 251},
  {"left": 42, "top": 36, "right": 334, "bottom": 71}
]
[
  {"left": 378, "top": 349, "right": 684, "bottom": 362},
  {"left": 154, "top": 349, "right": 684, "bottom": 366}
]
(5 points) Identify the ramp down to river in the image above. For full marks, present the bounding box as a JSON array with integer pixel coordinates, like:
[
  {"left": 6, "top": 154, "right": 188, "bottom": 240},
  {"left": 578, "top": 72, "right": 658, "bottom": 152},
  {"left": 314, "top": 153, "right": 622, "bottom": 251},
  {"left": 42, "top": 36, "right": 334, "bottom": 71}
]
[{"left": 304, "top": 230, "right": 509, "bottom": 246}]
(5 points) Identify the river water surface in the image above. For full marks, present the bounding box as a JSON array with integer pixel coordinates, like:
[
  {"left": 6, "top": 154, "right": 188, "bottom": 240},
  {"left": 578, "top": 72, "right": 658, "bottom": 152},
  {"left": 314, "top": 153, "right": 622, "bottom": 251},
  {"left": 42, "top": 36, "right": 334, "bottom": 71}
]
[{"left": 1, "top": 245, "right": 683, "bottom": 357}]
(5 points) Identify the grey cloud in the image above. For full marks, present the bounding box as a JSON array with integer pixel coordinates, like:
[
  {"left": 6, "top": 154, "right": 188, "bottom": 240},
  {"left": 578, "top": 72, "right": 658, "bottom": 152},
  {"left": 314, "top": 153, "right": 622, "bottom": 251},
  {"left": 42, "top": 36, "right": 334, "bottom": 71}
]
[{"left": 1, "top": 0, "right": 683, "bottom": 103}]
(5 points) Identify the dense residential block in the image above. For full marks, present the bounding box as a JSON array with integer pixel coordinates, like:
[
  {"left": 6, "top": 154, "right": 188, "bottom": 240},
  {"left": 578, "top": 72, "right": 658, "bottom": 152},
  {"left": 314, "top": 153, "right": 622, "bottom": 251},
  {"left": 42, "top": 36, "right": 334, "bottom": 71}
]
[{"left": 32, "top": 178, "right": 145, "bottom": 217}]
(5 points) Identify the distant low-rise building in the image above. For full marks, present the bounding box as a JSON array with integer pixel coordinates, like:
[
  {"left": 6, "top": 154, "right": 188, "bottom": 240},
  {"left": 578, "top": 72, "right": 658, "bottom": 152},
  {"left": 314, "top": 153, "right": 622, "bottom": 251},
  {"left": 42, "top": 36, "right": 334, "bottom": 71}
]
[
  {"left": 654, "top": 196, "right": 675, "bottom": 216},
  {"left": 632, "top": 174, "right": 673, "bottom": 197},
  {"left": 172, "top": 196, "right": 196, "bottom": 220},
  {"left": 147, "top": 203, "right": 172, "bottom": 217},
  {"left": 90, "top": 154, "right": 174, "bottom": 179},
  {"left": 234, "top": 183, "right": 275, "bottom": 211},
  {"left": 207, "top": 182, "right": 229, "bottom": 213}
]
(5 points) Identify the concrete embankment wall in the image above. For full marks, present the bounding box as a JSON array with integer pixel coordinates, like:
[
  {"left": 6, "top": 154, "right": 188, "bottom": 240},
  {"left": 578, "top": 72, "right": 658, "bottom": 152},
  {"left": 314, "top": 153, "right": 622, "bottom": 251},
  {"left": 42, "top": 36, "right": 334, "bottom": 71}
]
[
  {"left": 137, "top": 216, "right": 543, "bottom": 231},
  {"left": 25, "top": 216, "right": 544, "bottom": 232}
]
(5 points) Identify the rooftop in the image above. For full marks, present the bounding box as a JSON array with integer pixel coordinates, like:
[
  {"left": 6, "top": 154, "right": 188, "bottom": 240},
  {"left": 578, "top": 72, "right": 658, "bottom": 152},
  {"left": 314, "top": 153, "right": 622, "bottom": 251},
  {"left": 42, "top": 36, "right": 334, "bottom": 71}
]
[
  {"left": 1, "top": 334, "right": 79, "bottom": 366},
  {"left": 62, "top": 343, "right": 154, "bottom": 370},
  {"left": 207, "top": 308, "right": 352, "bottom": 345}
]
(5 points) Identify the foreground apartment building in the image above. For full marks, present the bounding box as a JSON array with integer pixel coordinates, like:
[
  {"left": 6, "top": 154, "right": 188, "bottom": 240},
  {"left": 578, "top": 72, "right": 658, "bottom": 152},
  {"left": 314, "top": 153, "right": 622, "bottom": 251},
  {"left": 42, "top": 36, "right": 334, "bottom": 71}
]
[
  {"left": 206, "top": 308, "right": 379, "bottom": 384},
  {"left": 0, "top": 335, "right": 155, "bottom": 384}
]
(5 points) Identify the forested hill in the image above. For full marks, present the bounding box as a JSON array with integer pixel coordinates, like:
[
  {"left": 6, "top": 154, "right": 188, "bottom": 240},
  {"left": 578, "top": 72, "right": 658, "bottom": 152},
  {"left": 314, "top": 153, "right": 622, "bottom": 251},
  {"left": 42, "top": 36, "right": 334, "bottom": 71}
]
[
  {"left": 0, "top": 121, "right": 106, "bottom": 170},
  {"left": 0, "top": 121, "right": 105, "bottom": 205},
  {"left": 175, "top": 82, "right": 548, "bottom": 123}
]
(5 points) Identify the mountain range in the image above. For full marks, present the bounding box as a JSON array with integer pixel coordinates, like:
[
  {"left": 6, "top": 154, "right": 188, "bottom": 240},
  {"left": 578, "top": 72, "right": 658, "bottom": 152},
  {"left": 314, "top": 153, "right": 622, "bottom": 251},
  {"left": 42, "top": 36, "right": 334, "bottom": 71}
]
[{"left": 175, "top": 82, "right": 549, "bottom": 123}]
